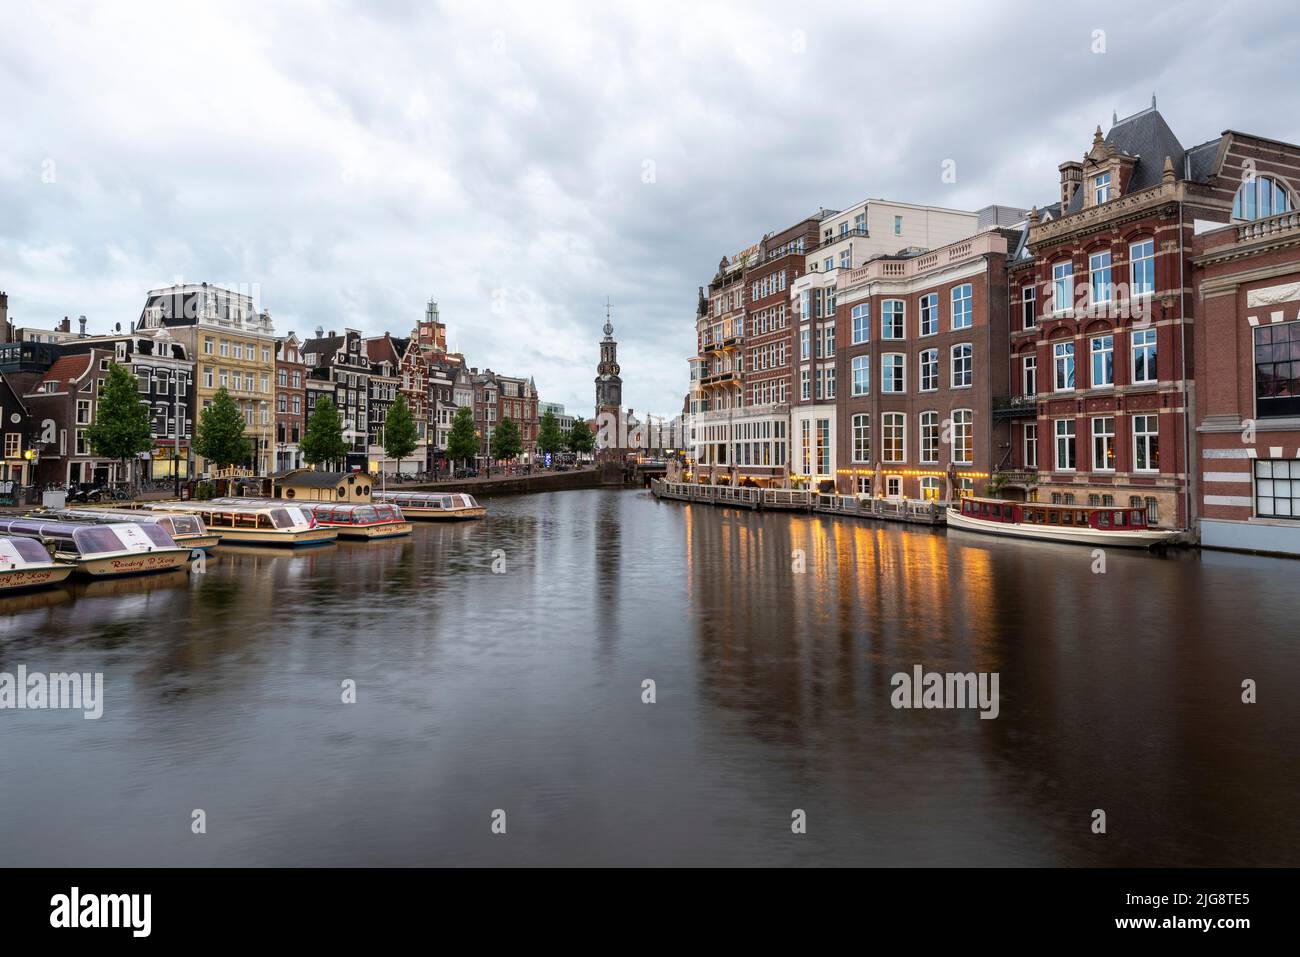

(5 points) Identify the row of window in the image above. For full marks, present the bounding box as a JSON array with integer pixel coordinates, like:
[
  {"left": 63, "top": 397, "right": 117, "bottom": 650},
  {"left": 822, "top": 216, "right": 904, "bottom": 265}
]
[
  {"left": 1042, "top": 239, "right": 1156, "bottom": 316},
  {"left": 840, "top": 346, "right": 975, "bottom": 396},
  {"left": 203, "top": 337, "right": 274, "bottom": 363},
  {"left": 1029, "top": 328, "right": 1158, "bottom": 392},
  {"left": 847, "top": 285, "right": 975, "bottom": 343},
  {"left": 848, "top": 411, "right": 974, "bottom": 466},
  {"left": 1026, "top": 414, "right": 1161, "bottom": 472},
  {"left": 750, "top": 271, "right": 789, "bottom": 301},
  {"left": 202, "top": 367, "right": 272, "bottom": 394}
]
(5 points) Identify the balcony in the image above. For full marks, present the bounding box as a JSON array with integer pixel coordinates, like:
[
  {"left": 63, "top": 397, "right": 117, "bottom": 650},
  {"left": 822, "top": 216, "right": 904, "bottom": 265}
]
[
  {"left": 700, "top": 371, "right": 740, "bottom": 388},
  {"left": 992, "top": 394, "right": 1038, "bottom": 418},
  {"left": 814, "top": 226, "right": 869, "bottom": 251},
  {"left": 993, "top": 467, "right": 1038, "bottom": 486}
]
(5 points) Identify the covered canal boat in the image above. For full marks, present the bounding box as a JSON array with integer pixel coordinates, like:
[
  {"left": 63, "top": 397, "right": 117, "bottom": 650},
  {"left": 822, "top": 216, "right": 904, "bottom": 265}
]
[
  {"left": 0, "top": 518, "right": 193, "bottom": 577},
  {"left": 372, "top": 491, "right": 485, "bottom": 521},
  {"left": 946, "top": 497, "right": 1180, "bottom": 549},
  {"left": 0, "top": 536, "right": 75, "bottom": 591},
  {"left": 210, "top": 498, "right": 411, "bottom": 540},
  {"left": 43, "top": 507, "right": 222, "bottom": 551},
  {"left": 146, "top": 501, "right": 336, "bottom": 548}
]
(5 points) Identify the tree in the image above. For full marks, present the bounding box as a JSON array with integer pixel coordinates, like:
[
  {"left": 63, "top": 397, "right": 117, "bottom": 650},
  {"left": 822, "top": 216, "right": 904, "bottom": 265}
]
[
  {"left": 491, "top": 416, "right": 522, "bottom": 462},
  {"left": 194, "top": 387, "right": 252, "bottom": 472},
  {"left": 86, "top": 361, "right": 154, "bottom": 488},
  {"left": 382, "top": 394, "right": 419, "bottom": 469},
  {"left": 446, "top": 406, "right": 478, "bottom": 472},
  {"left": 301, "top": 394, "right": 349, "bottom": 470},
  {"left": 537, "top": 409, "right": 564, "bottom": 458},
  {"left": 567, "top": 418, "right": 595, "bottom": 458}
]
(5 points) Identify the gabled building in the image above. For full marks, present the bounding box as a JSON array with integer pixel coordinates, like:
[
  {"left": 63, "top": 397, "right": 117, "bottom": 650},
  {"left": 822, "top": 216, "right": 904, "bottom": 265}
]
[
  {"left": 275, "top": 333, "right": 307, "bottom": 473},
  {"left": 22, "top": 350, "right": 114, "bottom": 486},
  {"left": 301, "top": 328, "right": 371, "bottom": 467},
  {"left": 0, "top": 373, "right": 33, "bottom": 489}
]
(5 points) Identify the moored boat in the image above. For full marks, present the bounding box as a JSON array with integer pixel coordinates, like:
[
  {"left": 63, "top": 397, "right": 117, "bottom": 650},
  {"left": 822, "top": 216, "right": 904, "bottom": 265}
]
[
  {"left": 42, "top": 506, "right": 222, "bottom": 551},
  {"left": 0, "top": 518, "right": 193, "bottom": 577},
  {"left": 210, "top": 498, "right": 411, "bottom": 540},
  {"left": 0, "top": 535, "right": 75, "bottom": 591},
  {"left": 946, "top": 496, "right": 1180, "bottom": 549},
  {"left": 372, "top": 490, "right": 485, "bottom": 520},
  {"left": 145, "top": 500, "right": 337, "bottom": 547}
]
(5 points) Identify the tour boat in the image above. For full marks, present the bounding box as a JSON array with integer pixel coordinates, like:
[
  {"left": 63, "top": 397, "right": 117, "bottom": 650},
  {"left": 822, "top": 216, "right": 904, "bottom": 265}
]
[
  {"left": 0, "top": 518, "right": 193, "bottom": 577},
  {"left": 0, "top": 535, "right": 75, "bottom": 591},
  {"left": 372, "top": 491, "right": 485, "bottom": 520},
  {"left": 44, "top": 507, "right": 223, "bottom": 551},
  {"left": 210, "top": 498, "right": 411, "bottom": 540},
  {"left": 145, "top": 501, "right": 337, "bottom": 547},
  {"left": 946, "top": 497, "right": 1181, "bottom": 549}
]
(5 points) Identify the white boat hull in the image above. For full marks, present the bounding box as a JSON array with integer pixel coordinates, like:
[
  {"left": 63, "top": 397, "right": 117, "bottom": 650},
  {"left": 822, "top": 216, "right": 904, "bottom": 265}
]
[{"left": 945, "top": 508, "right": 1180, "bottom": 549}]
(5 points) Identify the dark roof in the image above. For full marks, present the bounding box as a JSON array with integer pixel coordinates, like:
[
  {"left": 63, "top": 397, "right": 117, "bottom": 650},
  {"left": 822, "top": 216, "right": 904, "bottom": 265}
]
[
  {"left": 275, "top": 469, "right": 364, "bottom": 487},
  {"left": 1184, "top": 139, "right": 1220, "bottom": 183},
  {"left": 1067, "top": 107, "right": 1186, "bottom": 214},
  {"left": 364, "top": 334, "right": 400, "bottom": 366},
  {"left": 301, "top": 335, "right": 343, "bottom": 356}
]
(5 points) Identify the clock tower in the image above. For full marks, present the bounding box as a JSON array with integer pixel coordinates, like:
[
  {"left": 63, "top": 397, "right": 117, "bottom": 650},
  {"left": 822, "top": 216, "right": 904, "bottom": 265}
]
[{"left": 594, "top": 301, "right": 622, "bottom": 416}]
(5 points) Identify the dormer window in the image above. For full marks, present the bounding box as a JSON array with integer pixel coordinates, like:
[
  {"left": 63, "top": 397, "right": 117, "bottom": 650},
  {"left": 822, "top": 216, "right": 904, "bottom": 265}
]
[
  {"left": 1093, "top": 172, "right": 1112, "bottom": 204},
  {"left": 1232, "top": 175, "right": 1292, "bottom": 221}
]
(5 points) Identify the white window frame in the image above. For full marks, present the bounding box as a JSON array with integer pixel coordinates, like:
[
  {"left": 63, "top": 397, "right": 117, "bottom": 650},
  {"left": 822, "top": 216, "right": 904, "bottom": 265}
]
[
  {"left": 1091, "top": 415, "right": 1115, "bottom": 471},
  {"left": 950, "top": 343, "right": 973, "bottom": 389},
  {"left": 951, "top": 283, "right": 973, "bottom": 330},
  {"left": 1054, "top": 418, "right": 1076, "bottom": 471},
  {"left": 882, "top": 353, "right": 905, "bottom": 394}
]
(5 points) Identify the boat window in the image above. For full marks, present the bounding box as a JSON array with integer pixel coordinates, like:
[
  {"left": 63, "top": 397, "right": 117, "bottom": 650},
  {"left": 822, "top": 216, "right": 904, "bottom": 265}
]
[
  {"left": 1061, "top": 511, "right": 1073, "bottom": 525},
  {"left": 1114, "top": 511, "right": 1126, "bottom": 527},
  {"left": 1131, "top": 510, "right": 1144, "bottom": 526},
  {"left": 269, "top": 508, "right": 297, "bottom": 529},
  {"left": 1076, "top": 511, "right": 1087, "bottom": 525},
  {"left": 71, "top": 525, "right": 131, "bottom": 556},
  {"left": 1096, "top": 511, "right": 1110, "bottom": 528},
  {"left": 0, "top": 537, "right": 52, "bottom": 564},
  {"left": 1048, "top": 510, "right": 1059, "bottom": 524},
  {"left": 356, "top": 507, "right": 378, "bottom": 523},
  {"left": 139, "top": 525, "right": 176, "bottom": 548}
]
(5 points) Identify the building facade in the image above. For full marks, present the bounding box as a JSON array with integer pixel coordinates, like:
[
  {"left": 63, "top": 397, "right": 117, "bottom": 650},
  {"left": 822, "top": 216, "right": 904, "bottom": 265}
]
[
  {"left": 301, "top": 329, "right": 371, "bottom": 466},
  {"left": 138, "top": 283, "right": 276, "bottom": 476},
  {"left": 275, "top": 333, "right": 307, "bottom": 473},
  {"left": 1193, "top": 194, "right": 1300, "bottom": 555},
  {"left": 1005, "top": 108, "right": 1300, "bottom": 530},
  {"left": 58, "top": 330, "right": 195, "bottom": 481},
  {"left": 831, "top": 229, "right": 1014, "bottom": 499}
]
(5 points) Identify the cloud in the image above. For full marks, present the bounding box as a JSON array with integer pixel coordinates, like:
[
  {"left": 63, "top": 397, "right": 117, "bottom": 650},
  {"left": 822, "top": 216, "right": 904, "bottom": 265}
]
[{"left": 1, "top": 0, "right": 1297, "bottom": 415}]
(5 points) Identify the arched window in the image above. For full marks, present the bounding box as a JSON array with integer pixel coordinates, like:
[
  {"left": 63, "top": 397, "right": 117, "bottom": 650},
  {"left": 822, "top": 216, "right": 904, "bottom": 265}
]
[{"left": 1232, "top": 175, "right": 1292, "bottom": 221}]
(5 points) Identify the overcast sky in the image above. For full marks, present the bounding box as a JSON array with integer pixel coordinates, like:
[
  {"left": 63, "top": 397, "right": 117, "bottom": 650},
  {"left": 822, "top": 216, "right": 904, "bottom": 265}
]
[{"left": 2, "top": 1, "right": 1296, "bottom": 416}]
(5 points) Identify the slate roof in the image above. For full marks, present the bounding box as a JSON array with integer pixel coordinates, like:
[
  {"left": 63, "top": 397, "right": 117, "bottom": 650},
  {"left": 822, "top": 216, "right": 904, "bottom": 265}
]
[{"left": 1066, "top": 106, "right": 1187, "bottom": 214}]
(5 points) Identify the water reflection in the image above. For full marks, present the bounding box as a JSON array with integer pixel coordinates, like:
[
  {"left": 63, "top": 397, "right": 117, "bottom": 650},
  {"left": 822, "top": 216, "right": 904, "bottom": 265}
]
[{"left": 0, "top": 490, "right": 1296, "bottom": 866}]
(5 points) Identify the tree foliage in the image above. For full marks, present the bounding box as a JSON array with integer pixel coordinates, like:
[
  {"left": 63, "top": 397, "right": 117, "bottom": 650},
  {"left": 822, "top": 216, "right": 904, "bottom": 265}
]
[
  {"left": 194, "top": 387, "right": 252, "bottom": 470},
  {"left": 490, "top": 416, "right": 522, "bottom": 462},
  {"left": 567, "top": 418, "right": 595, "bottom": 455},
  {"left": 537, "top": 409, "right": 565, "bottom": 456},
  {"left": 383, "top": 394, "right": 419, "bottom": 464},
  {"left": 446, "top": 406, "right": 478, "bottom": 465},
  {"left": 86, "top": 362, "right": 155, "bottom": 482},
  {"left": 301, "top": 394, "right": 349, "bottom": 469}
]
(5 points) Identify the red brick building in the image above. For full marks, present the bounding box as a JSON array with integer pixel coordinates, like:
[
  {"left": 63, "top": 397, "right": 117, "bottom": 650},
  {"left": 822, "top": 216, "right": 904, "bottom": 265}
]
[
  {"left": 1193, "top": 204, "right": 1300, "bottom": 555},
  {"left": 833, "top": 229, "right": 1014, "bottom": 498}
]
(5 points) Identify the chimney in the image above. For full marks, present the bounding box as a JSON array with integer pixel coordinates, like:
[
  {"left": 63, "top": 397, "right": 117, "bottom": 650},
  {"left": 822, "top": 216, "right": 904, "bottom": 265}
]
[
  {"left": 78, "top": 314, "right": 87, "bottom": 337},
  {"left": 59, "top": 316, "right": 72, "bottom": 334},
  {"left": 1059, "top": 160, "right": 1083, "bottom": 208},
  {"left": 0, "top": 290, "right": 8, "bottom": 343}
]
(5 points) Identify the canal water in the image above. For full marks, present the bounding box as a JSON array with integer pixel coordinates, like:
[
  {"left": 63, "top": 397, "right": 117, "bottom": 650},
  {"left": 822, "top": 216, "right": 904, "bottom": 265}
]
[{"left": 1, "top": 488, "right": 1297, "bottom": 866}]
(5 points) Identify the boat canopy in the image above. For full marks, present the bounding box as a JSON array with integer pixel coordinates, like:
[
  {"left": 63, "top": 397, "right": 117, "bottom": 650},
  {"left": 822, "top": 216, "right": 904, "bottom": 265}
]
[
  {"left": 208, "top": 497, "right": 403, "bottom": 525},
  {"left": 151, "top": 500, "right": 315, "bottom": 531},
  {"left": 0, "top": 536, "right": 57, "bottom": 567},
  {"left": 0, "top": 518, "right": 178, "bottom": 557},
  {"left": 44, "top": 507, "right": 208, "bottom": 537}
]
